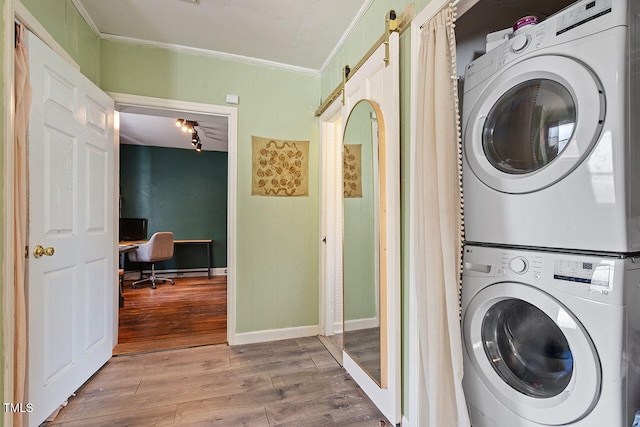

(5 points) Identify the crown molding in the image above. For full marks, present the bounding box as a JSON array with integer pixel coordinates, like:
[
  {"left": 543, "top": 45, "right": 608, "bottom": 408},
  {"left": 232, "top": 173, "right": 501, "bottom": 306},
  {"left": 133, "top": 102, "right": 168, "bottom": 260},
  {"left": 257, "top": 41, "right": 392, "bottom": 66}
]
[
  {"left": 319, "top": 0, "right": 376, "bottom": 74},
  {"left": 70, "top": 0, "right": 319, "bottom": 76},
  {"left": 100, "top": 33, "right": 321, "bottom": 75},
  {"left": 70, "top": 0, "right": 100, "bottom": 36}
]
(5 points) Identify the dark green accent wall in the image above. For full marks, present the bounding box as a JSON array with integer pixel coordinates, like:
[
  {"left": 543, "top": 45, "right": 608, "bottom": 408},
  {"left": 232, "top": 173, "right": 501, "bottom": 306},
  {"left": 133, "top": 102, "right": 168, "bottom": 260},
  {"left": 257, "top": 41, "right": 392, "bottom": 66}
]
[{"left": 119, "top": 144, "right": 228, "bottom": 270}]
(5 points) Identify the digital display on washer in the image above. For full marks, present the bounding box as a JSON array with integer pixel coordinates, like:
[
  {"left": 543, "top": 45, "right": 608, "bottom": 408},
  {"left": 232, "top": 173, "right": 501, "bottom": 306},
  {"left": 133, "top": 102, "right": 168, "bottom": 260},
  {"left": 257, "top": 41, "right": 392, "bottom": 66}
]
[
  {"left": 553, "top": 259, "right": 611, "bottom": 287},
  {"left": 556, "top": 0, "right": 612, "bottom": 36}
]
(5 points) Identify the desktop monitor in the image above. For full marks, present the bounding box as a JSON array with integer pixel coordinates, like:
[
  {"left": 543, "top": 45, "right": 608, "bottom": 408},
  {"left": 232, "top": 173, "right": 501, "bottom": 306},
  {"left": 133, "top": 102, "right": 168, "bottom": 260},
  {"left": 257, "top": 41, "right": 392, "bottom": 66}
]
[{"left": 119, "top": 218, "right": 148, "bottom": 241}]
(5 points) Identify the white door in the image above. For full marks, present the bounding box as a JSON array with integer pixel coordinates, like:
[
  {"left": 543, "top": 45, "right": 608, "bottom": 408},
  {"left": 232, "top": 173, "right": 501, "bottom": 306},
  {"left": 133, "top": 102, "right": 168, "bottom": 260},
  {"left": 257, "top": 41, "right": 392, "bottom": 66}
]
[
  {"left": 27, "top": 32, "right": 116, "bottom": 427},
  {"left": 341, "top": 30, "right": 401, "bottom": 423}
]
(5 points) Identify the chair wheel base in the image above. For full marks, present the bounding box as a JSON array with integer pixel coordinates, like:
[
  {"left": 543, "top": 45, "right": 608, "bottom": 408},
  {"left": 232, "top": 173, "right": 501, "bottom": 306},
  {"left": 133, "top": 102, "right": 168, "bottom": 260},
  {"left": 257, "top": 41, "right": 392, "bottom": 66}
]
[{"left": 131, "top": 276, "right": 173, "bottom": 289}]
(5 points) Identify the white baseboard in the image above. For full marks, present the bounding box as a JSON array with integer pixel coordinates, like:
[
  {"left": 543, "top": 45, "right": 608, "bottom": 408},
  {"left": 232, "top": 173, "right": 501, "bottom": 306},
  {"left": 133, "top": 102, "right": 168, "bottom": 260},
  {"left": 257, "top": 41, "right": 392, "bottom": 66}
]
[
  {"left": 344, "top": 316, "right": 379, "bottom": 331},
  {"left": 123, "top": 267, "right": 227, "bottom": 280},
  {"left": 234, "top": 325, "right": 319, "bottom": 345},
  {"left": 333, "top": 321, "right": 344, "bottom": 334}
]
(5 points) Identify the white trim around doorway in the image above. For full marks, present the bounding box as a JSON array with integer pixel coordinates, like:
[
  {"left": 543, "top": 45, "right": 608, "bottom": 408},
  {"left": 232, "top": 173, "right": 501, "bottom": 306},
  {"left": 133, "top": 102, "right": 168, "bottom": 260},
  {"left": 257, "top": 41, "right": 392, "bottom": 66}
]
[{"left": 109, "top": 93, "right": 239, "bottom": 346}]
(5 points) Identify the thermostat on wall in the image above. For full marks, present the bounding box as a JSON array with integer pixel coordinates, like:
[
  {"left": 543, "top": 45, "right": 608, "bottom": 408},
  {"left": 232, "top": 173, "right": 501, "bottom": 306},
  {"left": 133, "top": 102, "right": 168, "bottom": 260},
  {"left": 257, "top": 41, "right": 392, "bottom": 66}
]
[{"left": 226, "top": 94, "right": 239, "bottom": 104}]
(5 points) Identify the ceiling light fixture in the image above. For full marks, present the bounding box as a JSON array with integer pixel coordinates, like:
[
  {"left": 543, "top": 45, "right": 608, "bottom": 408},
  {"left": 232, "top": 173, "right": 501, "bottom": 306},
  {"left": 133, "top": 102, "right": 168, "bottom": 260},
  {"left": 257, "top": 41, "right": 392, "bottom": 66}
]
[{"left": 176, "top": 119, "right": 202, "bottom": 151}]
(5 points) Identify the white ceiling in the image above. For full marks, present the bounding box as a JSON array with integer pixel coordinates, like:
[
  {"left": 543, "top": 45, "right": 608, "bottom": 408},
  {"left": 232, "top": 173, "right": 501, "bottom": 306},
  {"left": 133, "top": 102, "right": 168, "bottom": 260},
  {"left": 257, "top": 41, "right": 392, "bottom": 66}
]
[
  {"left": 73, "top": 0, "right": 371, "bottom": 72},
  {"left": 73, "top": 0, "right": 372, "bottom": 152},
  {"left": 119, "top": 110, "right": 229, "bottom": 152}
]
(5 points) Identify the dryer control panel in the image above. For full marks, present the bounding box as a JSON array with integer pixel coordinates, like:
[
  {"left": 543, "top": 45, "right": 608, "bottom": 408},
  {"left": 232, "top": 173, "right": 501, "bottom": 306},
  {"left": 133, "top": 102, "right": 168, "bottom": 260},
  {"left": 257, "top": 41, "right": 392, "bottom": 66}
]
[
  {"left": 557, "top": 0, "right": 613, "bottom": 36},
  {"left": 463, "top": 0, "right": 622, "bottom": 93}
]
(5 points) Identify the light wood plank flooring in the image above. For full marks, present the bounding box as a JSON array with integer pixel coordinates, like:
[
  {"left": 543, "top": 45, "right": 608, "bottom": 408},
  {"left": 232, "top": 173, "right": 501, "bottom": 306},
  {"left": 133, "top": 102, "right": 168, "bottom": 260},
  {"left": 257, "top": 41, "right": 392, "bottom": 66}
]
[
  {"left": 46, "top": 337, "right": 392, "bottom": 426},
  {"left": 115, "top": 276, "right": 227, "bottom": 355}
]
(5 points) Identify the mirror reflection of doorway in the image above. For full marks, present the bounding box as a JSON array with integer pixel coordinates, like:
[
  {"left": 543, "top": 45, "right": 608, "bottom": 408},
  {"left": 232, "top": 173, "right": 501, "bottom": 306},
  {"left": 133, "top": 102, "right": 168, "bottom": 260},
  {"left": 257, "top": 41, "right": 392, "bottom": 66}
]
[
  {"left": 318, "top": 105, "right": 344, "bottom": 365},
  {"left": 115, "top": 108, "right": 229, "bottom": 355}
]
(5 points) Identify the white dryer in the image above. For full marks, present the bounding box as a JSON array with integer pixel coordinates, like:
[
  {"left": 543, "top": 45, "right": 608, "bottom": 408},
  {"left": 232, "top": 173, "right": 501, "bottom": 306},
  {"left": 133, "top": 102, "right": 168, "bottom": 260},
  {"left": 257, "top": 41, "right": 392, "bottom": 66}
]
[
  {"left": 461, "top": 244, "right": 640, "bottom": 426},
  {"left": 462, "top": 0, "right": 640, "bottom": 252}
]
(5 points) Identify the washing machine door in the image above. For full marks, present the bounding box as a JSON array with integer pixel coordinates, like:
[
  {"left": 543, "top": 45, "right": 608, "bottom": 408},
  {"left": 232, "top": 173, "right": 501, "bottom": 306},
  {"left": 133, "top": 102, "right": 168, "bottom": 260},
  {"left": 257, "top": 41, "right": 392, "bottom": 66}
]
[
  {"left": 463, "top": 282, "right": 601, "bottom": 425},
  {"left": 464, "top": 55, "right": 605, "bottom": 194}
]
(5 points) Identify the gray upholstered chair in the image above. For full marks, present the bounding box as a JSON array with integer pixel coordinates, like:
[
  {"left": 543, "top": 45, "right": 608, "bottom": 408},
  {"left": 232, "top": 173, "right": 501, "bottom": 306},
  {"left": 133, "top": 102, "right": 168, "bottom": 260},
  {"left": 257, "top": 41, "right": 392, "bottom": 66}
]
[{"left": 128, "top": 232, "right": 175, "bottom": 289}]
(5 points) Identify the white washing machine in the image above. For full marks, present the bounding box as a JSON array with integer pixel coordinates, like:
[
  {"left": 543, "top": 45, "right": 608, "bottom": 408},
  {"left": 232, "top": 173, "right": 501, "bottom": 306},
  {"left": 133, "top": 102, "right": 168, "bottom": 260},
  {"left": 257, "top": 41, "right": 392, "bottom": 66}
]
[
  {"left": 461, "top": 244, "right": 640, "bottom": 426},
  {"left": 462, "top": 0, "right": 640, "bottom": 252}
]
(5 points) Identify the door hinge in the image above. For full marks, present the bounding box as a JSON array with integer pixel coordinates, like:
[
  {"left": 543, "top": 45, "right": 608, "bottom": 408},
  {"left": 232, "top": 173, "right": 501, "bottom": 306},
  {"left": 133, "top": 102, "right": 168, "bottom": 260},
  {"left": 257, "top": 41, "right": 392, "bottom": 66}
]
[
  {"left": 322, "top": 236, "right": 327, "bottom": 244},
  {"left": 25, "top": 245, "right": 29, "bottom": 258}
]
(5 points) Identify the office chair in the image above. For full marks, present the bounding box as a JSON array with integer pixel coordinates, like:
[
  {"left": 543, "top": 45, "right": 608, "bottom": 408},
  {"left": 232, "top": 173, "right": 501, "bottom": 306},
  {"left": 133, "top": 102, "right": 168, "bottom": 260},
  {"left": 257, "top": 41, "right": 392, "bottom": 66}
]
[{"left": 128, "top": 232, "right": 175, "bottom": 289}]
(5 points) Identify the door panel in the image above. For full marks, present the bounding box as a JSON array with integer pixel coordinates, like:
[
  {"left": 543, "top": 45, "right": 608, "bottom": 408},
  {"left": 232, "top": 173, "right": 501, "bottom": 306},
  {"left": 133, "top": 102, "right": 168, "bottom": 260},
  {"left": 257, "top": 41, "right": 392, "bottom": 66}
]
[
  {"left": 27, "top": 31, "right": 116, "bottom": 427},
  {"left": 341, "top": 30, "right": 401, "bottom": 423}
]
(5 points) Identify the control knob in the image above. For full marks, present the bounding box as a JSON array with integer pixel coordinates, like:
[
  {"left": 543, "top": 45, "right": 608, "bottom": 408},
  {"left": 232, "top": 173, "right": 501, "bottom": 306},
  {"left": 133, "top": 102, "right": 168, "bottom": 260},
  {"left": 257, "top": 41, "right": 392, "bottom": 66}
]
[
  {"left": 509, "top": 256, "right": 529, "bottom": 274},
  {"left": 511, "top": 34, "right": 530, "bottom": 53}
]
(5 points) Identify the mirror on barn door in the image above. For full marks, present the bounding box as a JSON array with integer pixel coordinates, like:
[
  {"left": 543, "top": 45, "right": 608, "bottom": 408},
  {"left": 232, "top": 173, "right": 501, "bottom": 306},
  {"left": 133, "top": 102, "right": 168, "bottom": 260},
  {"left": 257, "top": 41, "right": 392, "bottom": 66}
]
[
  {"left": 341, "top": 21, "right": 401, "bottom": 425},
  {"left": 342, "top": 99, "right": 383, "bottom": 385}
]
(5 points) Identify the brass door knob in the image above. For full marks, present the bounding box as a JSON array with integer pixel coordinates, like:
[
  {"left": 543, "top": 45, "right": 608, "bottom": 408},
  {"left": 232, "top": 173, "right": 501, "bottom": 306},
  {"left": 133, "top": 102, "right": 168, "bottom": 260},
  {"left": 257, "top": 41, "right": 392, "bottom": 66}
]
[{"left": 33, "top": 245, "right": 55, "bottom": 258}]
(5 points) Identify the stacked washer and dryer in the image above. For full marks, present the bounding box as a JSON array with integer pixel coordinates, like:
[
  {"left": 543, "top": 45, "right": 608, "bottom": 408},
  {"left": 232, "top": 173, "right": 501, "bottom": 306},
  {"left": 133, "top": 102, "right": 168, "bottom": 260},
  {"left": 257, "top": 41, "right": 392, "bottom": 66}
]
[{"left": 460, "top": 0, "right": 640, "bottom": 425}]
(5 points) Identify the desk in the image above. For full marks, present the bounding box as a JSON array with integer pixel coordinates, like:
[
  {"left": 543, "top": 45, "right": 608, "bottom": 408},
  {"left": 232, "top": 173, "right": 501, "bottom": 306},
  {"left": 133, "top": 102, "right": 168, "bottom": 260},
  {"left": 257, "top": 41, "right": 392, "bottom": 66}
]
[
  {"left": 118, "top": 244, "right": 139, "bottom": 268},
  {"left": 119, "top": 239, "right": 214, "bottom": 279},
  {"left": 174, "top": 239, "right": 214, "bottom": 279},
  {"left": 118, "top": 244, "right": 138, "bottom": 307}
]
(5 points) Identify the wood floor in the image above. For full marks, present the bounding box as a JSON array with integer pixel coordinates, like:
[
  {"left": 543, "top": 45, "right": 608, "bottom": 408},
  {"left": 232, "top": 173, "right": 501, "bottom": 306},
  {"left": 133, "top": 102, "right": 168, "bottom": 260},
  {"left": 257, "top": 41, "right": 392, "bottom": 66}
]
[
  {"left": 46, "top": 337, "right": 391, "bottom": 426},
  {"left": 344, "top": 328, "right": 381, "bottom": 383},
  {"left": 114, "top": 275, "right": 227, "bottom": 355}
]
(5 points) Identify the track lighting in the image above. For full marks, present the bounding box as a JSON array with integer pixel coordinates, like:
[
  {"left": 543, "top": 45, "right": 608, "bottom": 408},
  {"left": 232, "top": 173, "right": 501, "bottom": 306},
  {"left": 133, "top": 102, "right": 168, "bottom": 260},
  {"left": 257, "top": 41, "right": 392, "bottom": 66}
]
[{"left": 176, "top": 118, "right": 202, "bottom": 151}]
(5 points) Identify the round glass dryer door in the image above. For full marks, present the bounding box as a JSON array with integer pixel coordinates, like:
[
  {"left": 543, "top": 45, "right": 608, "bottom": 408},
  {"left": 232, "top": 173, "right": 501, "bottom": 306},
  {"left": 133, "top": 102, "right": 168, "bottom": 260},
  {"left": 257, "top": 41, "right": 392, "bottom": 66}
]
[
  {"left": 464, "top": 56, "right": 605, "bottom": 194},
  {"left": 483, "top": 79, "right": 576, "bottom": 175},
  {"left": 463, "top": 282, "right": 601, "bottom": 425}
]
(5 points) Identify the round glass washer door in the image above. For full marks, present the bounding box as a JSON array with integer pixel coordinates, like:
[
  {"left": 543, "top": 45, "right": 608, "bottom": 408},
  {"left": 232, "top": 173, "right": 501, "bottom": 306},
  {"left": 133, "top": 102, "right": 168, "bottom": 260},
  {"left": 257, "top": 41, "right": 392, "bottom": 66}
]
[
  {"left": 482, "top": 299, "right": 573, "bottom": 399},
  {"left": 463, "top": 282, "right": 601, "bottom": 425},
  {"left": 464, "top": 55, "right": 605, "bottom": 194}
]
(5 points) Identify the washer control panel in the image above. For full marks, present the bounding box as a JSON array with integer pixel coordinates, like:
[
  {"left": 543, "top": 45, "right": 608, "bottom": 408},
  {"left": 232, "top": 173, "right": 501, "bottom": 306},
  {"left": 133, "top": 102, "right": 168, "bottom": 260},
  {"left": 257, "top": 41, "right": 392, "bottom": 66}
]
[
  {"left": 496, "top": 252, "right": 543, "bottom": 280},
  {"left": 509, "top": 256, "right": 529, "bottom": 274},
  {"left": 463, "top": 246, "right": 622, "bottom": 302},
  {"left": 553, "top": 259, "right": 612, "bottom": 289}
]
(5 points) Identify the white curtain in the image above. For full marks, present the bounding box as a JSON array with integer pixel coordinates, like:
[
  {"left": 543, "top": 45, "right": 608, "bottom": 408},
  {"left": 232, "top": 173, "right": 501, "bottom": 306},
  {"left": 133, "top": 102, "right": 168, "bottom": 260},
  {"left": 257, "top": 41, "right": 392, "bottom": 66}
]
[
  {"left": 410, "top": 4, "right": 469, "bottom": 426},
  {"left": 14, "top": 23, "right": 32, "bottom": 427}
]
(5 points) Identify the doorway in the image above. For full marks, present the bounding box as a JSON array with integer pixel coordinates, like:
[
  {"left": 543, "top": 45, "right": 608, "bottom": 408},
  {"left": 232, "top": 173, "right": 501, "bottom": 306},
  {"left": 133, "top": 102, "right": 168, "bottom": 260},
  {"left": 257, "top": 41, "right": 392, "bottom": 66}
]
[
  {"left": 318, "top": 98, "right": 344, "bottom": 364},
  {"left": 111, "top": 94, "right": 239, "bottom": 350}
]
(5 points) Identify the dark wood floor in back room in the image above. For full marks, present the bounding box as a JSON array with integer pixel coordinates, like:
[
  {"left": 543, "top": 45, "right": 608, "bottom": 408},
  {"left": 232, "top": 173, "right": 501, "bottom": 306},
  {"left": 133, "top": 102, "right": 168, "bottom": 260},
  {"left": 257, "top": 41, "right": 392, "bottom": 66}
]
[
  {"left": 114, "top": 275, "right": 228, "bottom": 355},
  {"left": 46, "top": 337, "right": 391, "bottom": 426}
]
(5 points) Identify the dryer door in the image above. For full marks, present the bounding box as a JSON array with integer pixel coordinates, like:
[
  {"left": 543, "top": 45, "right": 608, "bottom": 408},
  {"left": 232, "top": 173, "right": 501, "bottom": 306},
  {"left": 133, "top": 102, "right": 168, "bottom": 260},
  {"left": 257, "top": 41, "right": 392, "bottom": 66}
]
[
  {"left": 464, "top": 55, "right": 605, "bottom": 194},
  {"left": 463, "top": 282, "right": 601, "bottom": 425}
]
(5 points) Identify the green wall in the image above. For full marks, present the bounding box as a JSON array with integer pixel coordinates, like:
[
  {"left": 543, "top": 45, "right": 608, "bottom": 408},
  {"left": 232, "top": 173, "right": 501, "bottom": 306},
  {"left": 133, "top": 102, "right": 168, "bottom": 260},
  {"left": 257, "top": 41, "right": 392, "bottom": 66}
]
[
  {"left": 100, "top": 41, "right": 320, "bottom": 333},
  {"left": 119, "top": 144, "right": 228, "bottom": 270},
  {"left": 19, "top": 0, "right": 100, "bottom": 84}
]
